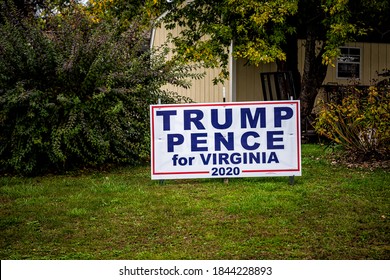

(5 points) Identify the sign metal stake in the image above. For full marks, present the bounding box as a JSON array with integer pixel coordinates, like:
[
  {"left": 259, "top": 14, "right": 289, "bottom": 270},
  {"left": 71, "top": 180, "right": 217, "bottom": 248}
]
[{"left": 289, "top": 175, "right": 295, "bottom": 185}]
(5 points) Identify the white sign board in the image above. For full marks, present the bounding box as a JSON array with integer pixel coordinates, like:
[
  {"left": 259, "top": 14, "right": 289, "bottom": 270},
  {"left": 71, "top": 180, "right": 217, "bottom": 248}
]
[{"left": 150, "top": 101, "right": 301, "bottom": 180}]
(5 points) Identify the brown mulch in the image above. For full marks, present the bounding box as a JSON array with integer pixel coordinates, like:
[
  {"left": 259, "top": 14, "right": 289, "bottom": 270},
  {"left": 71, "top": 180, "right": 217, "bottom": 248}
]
[{"left": 327, "top": 150, "right": 390, "bottom": 171}]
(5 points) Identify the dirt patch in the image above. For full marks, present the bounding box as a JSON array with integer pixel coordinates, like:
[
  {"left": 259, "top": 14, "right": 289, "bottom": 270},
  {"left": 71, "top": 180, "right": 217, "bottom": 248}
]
[{"left": 327, "top": 151, "right": 390, "bottom": 171}]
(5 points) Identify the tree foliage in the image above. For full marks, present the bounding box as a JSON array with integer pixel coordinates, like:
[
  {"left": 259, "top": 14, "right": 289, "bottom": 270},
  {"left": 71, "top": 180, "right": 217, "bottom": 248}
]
[
  {"left": 159, "top": 0, "right": 389, "bottom": 68},
  {"left": 85, "top": 0, "right": 170, "bottom": 29},
  {"left": 157, "top": 1, "right": 359, "bottom": 69},
  {"left": 155, "top": 0, "right": 390, "bottom": 117},
  {"left": 0, "top": 0, "right": 79, "bottom": 21},
  {"left": 0, "top": 2, "right": 199, "bottom": 175},
  {"left": 86, "top": 0, "right": 147, "bottom": 26}
]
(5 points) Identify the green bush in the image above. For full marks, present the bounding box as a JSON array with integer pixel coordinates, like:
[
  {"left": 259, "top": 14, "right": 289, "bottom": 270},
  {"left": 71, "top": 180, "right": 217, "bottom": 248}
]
[
  {"left": 0, "top": 6, "right": 198, "bottom": 175},
  {"left": 314, "top": 78, "right": 390, "bottom": 160}
]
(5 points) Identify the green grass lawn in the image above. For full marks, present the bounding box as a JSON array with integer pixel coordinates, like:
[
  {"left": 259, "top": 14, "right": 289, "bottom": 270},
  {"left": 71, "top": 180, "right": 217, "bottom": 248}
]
[{"left": 1, "top": 144, "right": 389, "bottom": 260}]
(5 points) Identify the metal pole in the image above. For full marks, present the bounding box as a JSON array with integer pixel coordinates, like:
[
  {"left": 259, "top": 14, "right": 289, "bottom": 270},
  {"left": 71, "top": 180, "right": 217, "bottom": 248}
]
[{"left": 289, "top": 175, "right": 295, "bottom": 186}]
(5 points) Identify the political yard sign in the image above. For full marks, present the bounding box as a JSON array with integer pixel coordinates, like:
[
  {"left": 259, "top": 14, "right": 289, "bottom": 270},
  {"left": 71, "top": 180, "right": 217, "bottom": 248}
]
[{"left": 150, "top": 101, "right": 301, "bottom": 180}]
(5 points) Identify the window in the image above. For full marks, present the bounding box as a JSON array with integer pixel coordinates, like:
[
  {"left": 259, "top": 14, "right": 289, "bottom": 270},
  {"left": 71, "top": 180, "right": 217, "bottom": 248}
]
[{"left": 337, "top": 47, "right": 361, "bottom": 79}]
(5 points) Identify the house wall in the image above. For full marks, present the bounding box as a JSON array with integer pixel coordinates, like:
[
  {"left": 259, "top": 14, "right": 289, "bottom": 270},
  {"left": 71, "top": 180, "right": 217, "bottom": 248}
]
[
  {"left": 297, "top": 40, "right": 390, "bottom": 86},
  {"left": 235, "top": 58, "right": 277, "bottom": 101},
  {"left": 152, "top": 23, "right": 390, "bottom": 103},
  {"left": 151, "top": 23, "right": 231, "bottom": 103}
]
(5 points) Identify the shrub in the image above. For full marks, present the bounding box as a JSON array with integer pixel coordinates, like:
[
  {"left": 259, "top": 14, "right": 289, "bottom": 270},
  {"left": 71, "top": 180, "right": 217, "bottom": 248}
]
[
  {"left": 0, "top": 5, "right": 199, "bottom": 175},
  {"left": 314, "top": 78, "right": 390, "bottom": 161}
]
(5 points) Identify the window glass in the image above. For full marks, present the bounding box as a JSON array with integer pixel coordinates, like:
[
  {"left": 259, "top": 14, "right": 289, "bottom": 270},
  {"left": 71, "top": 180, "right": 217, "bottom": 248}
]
[{"left": 337, "top": 47, "right": 361, "bottom": 79}]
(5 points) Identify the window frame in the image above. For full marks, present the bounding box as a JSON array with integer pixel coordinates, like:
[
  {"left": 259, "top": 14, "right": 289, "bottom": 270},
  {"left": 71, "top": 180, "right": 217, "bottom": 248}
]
[{"left": 336, "top": 47, "right": 361, "bottom": 80}]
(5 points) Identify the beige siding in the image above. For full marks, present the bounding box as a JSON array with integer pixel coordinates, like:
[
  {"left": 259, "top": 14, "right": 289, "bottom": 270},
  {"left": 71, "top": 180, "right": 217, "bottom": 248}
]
[
  {"left": 235, "top": 59, "right": 276, "bottom": 101},
  {"left": 163, "top": 66, "right": 229, "bottom": 103},
  {"left": 318, "top": 42, "right": 390, "bottom": 86},
  {"left": 362, "top": 42, "right": 372, "bottom": 84},
  {"left": 152, "top": 23, "right": 230, "bottom": 103},
  {"left": 378, "top": 43, "right": 389, "bottom": 77}
]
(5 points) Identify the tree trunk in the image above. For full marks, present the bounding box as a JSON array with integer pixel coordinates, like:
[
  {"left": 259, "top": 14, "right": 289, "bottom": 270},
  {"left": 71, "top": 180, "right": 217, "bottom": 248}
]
[
  {"left": 276, "top": 31, "right": 301, "bottom": 99},
  {"left": 300, "top": 30, "right": 328, "bottom": 127}
]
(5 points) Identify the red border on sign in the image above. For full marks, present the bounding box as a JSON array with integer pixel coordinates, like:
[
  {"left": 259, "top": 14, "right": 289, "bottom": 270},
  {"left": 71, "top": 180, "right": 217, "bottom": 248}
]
[{"left": 151, "top": 101, "right": 301, "bottom": 177}]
